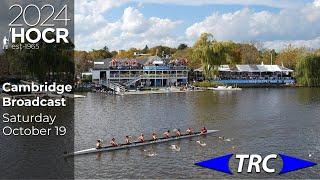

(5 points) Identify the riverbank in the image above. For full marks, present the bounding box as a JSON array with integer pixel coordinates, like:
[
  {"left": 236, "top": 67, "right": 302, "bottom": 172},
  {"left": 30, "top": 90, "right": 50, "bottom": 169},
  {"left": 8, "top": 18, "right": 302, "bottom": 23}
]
[{"left": 120, "top": 87, "right": 204, "bottom": 95}]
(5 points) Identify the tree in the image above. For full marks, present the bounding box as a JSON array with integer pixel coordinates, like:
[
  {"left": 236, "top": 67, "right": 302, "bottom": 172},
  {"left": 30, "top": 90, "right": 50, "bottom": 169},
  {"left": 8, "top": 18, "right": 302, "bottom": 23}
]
[
  {"left": 149, "top": 46, "right": 176, "bottom": 57},
  {"left": 142, "top": 45, "right": 149, "bottom": 54},
  {"left": 115, "top": 48, "right": 138, "bottom": 58},
  {"left": 259, "top": 49, "right": 275, "bottom": 65},
  {"left": 172, "top": 48, "right": 195, "bottom": 67},
  {"left": 276, "top": 45, "right": 307, "bottom": 69},
  {"left": 192, "top": 33, "right": 227, "bottom": 79},
  {"left": 295, "top": 53, "right": 320, "bottom": 87},
  {"left": 177, "top": 43, "right": 188, "bottom": 50},
  {"left": 239, "top": 43, "right": 260, "bottom": 64},
  {"left": 90, "top": 47, "right": 113, "bottom": 59},
  {"left": 222, "top": 41, "right": 241, "bottom": 65}
]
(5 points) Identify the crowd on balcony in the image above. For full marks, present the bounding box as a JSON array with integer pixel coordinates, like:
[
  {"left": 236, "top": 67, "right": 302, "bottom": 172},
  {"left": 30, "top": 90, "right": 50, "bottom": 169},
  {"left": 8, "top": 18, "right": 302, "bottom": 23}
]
[{"left": 93, "top": 56, "right": 188, "bottom": 70}]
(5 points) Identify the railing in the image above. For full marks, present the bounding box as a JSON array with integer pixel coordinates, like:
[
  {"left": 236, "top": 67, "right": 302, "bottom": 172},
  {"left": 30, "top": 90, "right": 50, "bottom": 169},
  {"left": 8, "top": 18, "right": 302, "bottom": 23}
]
[
  {"left": 123, "top": 76, "right": 142, "bottom": 86},
  {"left": 108, "top": 74, "right": 188, "bottom": 78},
  {"left": 214, "top": 79, "right": 295, "bottom": 84},
  {"left": 101, "top": 80, "right": 127, "bottom": 92},
  {"left": 143, "top": 66, "right": 170, "bottom": 70}
]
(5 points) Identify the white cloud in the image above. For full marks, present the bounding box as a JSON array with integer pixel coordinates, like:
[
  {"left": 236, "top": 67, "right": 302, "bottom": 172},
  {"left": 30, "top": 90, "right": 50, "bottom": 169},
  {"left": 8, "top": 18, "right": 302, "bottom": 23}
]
[
  {"left": 131, "top": 0, "right": 304, "bottom": 9},
  {"left": 75, "top": 0, "right": 128, "bottom": 15},
  {"left": 314, "top": 0, "right": 320, "bottom": 7},
  {"left": 74, "top": 0, "right": 320, "bottom": 51},
  {"left": 121, "top": 7, "right": 149, "bottom": 34},
  {"left": 263, "top": 37, "right": 320, "bottom": 50},
  {"left": 185, "top": 1, "right": 320, "bottom": 50},
  {"left": 75, "top": 7, "right": 182, "bottom": 50}
]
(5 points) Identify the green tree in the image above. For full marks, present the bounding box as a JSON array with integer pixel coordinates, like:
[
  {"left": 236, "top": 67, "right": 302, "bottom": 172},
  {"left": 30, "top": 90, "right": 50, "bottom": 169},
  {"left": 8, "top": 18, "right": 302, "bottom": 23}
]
[
  {"left": 177, "top": 43, "right": 188, "bottom": 50},
  {"left": 192, "top": 33, "right": 227, "bottom": 79},
  {"left": 142, "top": 45, "right": 149, "bottom": 54},
  {"left": 295, "top": 53, "right": 320, "bottom": 87}
]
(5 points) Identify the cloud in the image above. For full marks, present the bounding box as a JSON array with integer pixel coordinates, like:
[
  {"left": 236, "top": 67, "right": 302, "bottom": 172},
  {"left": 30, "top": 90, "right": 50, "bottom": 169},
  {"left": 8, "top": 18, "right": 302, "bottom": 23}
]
[
  {"left": 75, "top": 0, "right": 128, "bottom": 15},
  {"left": 75, "top": 7, "right": 182, "bottom": 50},
  {"left": 185, "top": 1, "right": 320, "bottom": 50},
  {"left": 263, "top": 37, "right": 320, "bottom": 50},
  {"left": 74, "top": 0, "right": 320, "bottom": 51},
  {"left": 121, "top": 7, "right": 149, "bottom": 34},
  {"left": 131, "top": 0, "right": 305, "bottom": 9}
]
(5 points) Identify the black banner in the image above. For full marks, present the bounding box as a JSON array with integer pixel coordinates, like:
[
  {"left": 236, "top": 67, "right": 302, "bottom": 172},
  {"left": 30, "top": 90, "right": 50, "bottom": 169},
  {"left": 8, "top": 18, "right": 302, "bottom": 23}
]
[{"left": 0, "top": 0, "right": 74, "bottom": 179}]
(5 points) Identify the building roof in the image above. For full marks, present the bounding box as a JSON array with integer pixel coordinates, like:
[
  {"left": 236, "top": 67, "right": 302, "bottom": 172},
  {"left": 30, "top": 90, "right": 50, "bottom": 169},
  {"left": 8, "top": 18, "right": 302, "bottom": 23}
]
[
  {"left": 93, "top": 58, "right": 112, "bottom": 69},
  {"left": 194, "top": 64, "right": 293, "bottom": 72},
  {"left": 93, "top": 56, "right": 172, "bottom": 69},
  {"left": 144, "top": 56, "right": 165, "bottom": 65}
]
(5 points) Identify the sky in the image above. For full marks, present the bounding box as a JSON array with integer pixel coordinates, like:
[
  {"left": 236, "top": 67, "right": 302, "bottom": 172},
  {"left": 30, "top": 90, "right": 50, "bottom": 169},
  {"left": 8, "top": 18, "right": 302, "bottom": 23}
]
[{"left": 75, "top": 0, "right": 320, "bottom": 51}]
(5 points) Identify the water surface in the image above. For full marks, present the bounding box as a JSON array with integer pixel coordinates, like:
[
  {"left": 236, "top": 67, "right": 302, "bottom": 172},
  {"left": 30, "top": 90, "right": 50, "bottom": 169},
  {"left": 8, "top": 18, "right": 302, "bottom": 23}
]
[{"left": 74, "top": 88, "right": 320, "bottom": 179}]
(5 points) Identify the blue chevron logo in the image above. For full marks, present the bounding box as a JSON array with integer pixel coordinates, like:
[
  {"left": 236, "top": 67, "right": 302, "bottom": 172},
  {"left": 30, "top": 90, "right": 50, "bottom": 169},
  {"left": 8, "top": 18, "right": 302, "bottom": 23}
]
[{"left": 195, "top": 153, "right": 317, "bottom": 175}]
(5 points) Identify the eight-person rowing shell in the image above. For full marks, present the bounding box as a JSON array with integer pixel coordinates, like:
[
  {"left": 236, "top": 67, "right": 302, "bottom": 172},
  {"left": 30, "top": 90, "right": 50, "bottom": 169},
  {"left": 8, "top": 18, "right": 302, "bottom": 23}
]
[{"left": 96, "top": 127, "right": 208, "bottom": 149}]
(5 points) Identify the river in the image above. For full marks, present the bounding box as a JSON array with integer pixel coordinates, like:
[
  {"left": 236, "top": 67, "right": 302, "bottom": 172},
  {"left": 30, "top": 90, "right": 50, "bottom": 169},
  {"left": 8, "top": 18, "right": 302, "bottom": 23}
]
[{"left": 74, "top": 88, "right": 320, "bottom": 179}]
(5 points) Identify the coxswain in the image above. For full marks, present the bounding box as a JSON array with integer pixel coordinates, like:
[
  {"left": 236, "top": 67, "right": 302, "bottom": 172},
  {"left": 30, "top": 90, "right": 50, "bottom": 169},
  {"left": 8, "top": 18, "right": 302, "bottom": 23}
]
[
  {"left": 200, "top": 126, "right": 207, "bottom": 134},
  {"left": 125, "top": 135, "right": 131, "bottom": 144},
  {"left": 176, "top": 129, "right": 181, "bottom": 136},
  {"left": 110, "top": 138, "right": 118, "bottom": 147},
  {"left": 152, "top": 132, "right": 157, "bottom": 141},
  {"left": 96, "top": 139, "right": 102, "bottom": 149},
  {"left": 186, "top": 127, "right": 193, "bottom": 135},
  {"left": 163, "top": 130, "right": 170, "bottom": 138},
  {"left": 138, "top": 133, "right": 145, "bottom": 142}
]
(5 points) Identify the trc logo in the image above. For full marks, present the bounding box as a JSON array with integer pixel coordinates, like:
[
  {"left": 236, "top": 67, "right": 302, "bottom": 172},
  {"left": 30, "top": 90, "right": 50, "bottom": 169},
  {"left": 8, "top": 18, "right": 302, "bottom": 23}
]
[
  {"left": 195, "top": 153, "right": 317, "bottom": 175},
  {"left": 236, "top": 154, "right": 277, "bottom": 173}
]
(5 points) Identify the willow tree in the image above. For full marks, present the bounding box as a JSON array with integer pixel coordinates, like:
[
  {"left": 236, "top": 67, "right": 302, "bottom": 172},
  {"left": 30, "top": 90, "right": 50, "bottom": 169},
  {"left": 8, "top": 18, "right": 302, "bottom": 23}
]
[
  {"left": 192, "top": 33, "right": 227, "bottom": 79},
  {"left": 295, "top": 53, "right": 320, "bottom": 87}
]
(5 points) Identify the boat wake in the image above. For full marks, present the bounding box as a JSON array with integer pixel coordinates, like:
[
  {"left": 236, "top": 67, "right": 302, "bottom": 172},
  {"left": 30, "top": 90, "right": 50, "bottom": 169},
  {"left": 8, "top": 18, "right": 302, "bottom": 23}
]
[
  {"left": 170, "top": 144, "right": 181, "bottom": 151},
  {"left": 219, "top": 136, "right": 234, "bottom": 142},
  {"left": 143, "top": 149, "right": 157, "bottom": 157},
  {"left": 196, "top": 140, "right": 206, "bottom": 147}
]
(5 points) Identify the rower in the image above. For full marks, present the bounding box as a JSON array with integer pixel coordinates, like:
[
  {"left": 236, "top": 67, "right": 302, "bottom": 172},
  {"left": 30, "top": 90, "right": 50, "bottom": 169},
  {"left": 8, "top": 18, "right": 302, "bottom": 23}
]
[
  {"left": 110, "top": 138, "right": 118, "bottom": 147},
  {"left": 138, "top": 133, "right": 145, "bottom": 142},
  {"left": 186, "top": 127, "right": 193, "bottom": 135},
  {"left": 163, "top": 130, "right": 170, "bottom": 138},
  {"left": 125, "top": 135, "right": 131, "bottom": 144},
  {"left": 96, "top": 139, "right": 102, "bottom": 149},
  {"left": 152, "top": 132, "right": 157, "bottom": 141},
  {"left": 176, "top": 129, "right": 181, "bottom": 137},
  {"left": 200, "top": 126, "right": 207, "bottom": 134}
]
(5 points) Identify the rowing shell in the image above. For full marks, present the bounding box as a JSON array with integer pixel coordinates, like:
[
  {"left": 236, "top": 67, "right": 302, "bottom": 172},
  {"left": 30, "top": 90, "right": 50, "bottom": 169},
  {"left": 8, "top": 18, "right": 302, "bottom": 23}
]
[{"left": 66, "top": 130, "right": 219, "bottom": 156}]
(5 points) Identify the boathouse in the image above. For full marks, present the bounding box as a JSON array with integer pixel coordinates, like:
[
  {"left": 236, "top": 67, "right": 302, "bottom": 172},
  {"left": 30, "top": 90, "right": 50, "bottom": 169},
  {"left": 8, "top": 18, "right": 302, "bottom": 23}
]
[
  {"left": 91, "top": 56, "right": 189, "bottom": 90},
  {"left": 194, "top": 63, "right": 295, "bottom": 85}
]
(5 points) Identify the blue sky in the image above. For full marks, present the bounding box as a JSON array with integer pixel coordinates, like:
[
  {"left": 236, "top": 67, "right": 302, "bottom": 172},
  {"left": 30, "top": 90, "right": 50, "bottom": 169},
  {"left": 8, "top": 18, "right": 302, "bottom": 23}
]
[
  {"left": 75, "top": 0, "right": 320, "bottom": 51},
  {"left": 105, "top": 3, "right": 282, "bottom": 37}
]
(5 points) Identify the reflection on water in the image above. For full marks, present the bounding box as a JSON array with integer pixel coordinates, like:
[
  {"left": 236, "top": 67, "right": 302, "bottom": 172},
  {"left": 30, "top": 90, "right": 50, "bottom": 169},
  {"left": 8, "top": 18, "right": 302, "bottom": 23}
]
[{"left": 74, "top": 88, "right": 320, "bottom": 179}]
